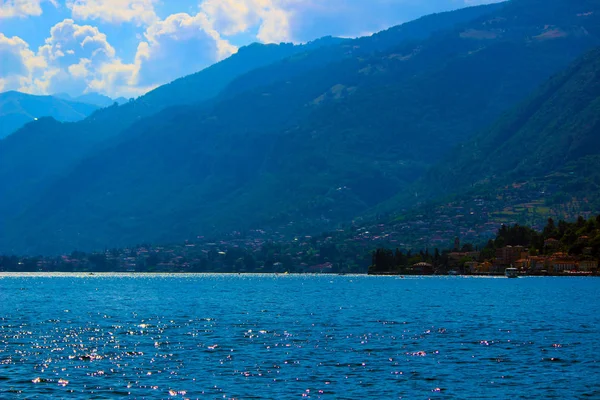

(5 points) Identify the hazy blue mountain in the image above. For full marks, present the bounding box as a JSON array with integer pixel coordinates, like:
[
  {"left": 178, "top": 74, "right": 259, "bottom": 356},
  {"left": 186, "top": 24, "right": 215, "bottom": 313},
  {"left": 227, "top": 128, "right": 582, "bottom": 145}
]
[
  {"left": 54, "top": 92, "right": 121, "bottom": 108},
  {"left": 0, "top": 2, "right": 504, "bottom": 252},
  {"left": 114, "top": 97, "right": 129, "bottom": 105},
  {"left": 0, "top": 91, "right": 98, "bottom": 139},
  {"left": 0, "top": 40, "right": 343, "bottom": 229},
  {"left": 2, "top": 1, "right": 502, "bottom": 153},
  {"left": 4, "top": 0, "right": 600, "bottom": 255}
]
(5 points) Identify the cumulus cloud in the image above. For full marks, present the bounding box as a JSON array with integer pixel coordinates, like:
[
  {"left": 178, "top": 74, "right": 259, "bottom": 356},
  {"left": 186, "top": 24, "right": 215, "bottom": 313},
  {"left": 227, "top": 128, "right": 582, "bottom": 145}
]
[
  {"left": 1, "top": 11, "right": 238, "bottom": 98},
  {"left": 0, "top": 0, "right": 57, "bottom": 19},
  {"left": 33, "top": 19, "right": 119, "bottom": 95},
  {"left": 0, "top": 34, "right": 30, "bottom": 76},
  {"left": 132, "top": 12, "right": 236, "bottom": 87},
  {"left": 66, "top": 0, "right": 158, "bottom": 26},
  {"left": 200, "top": 0, "right": 293, "bottom": 43},
  {"left": 39, "top": 19, "right": 116, "bottom": 64},
  {"left": 31, "top": 13, "right": 237, "bottom": 97},
  {"left": 87, "top": 59, "right": 152, "bottom": 98},
  {"left": 0, "top": 33, "right": 46, "bottom": 92}
]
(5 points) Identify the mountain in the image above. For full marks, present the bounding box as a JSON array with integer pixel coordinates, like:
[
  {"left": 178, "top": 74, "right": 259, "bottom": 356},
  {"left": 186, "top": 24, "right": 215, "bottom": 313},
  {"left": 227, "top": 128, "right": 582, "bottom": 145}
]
[
  {"left": 420, "top": 45, "right": 600, "bottom": 201},
  {"left": 1, "top": 2, "right": 501, "bottom": 156},
  {"left": 53, "top": 92, "right": 127, "bottom": 108},
  {"left": 215, "top": 3, "right": 508, "bottom": 102},
  {"left": 0, "top": 91, "right": 98, "bottom": 139},
  {"left": 5, "top": 0, "right": 600, "bottom": 254},
  {"left": 139, "top": 37, "right": 346, "bottom": 111},
  {"left": 114, "top": 97, "right": 129, "bottom": 105},
  {"left": 0, "top": 2, "right": 506, "bottom": 254},
  {"left": 141, "top": 4, "right": 509, "bottom": 110},
  {"left": 359, "top": 47, "right": 600, "bottom": 250},
  {"left": 0, "top": 40, "right": 344, "bottom": 225}
]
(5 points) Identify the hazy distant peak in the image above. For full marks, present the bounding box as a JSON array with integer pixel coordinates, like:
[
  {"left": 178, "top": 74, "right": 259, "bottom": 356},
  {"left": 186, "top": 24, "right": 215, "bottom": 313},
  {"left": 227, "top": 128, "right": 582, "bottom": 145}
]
[
  {"left": 0, "top": 91, "right": 98, "bottom": 139},
  {"left": 114, "top": 97, "right": 129, "bottom": 105},
  {"left": 53, "top": 92, "right": 120, "bottom": 108}
]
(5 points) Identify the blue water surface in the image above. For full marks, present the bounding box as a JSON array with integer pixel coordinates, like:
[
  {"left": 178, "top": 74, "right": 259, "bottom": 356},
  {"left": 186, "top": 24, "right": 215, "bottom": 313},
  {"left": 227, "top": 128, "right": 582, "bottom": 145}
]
[{"left": 0, "top": 274, "right": 598, "bottom": 399}]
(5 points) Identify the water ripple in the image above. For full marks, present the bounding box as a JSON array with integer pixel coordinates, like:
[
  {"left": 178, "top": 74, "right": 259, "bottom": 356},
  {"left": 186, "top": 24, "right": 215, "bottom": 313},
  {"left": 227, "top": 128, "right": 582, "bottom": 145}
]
[{"left": 0, "top": 274, "right": 598, "bottom": 398}]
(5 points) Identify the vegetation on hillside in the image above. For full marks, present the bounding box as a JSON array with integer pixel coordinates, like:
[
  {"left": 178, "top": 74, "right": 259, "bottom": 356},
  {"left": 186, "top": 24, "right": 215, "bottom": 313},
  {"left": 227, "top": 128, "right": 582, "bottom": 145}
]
[
  {"left": 421, "top": 46, "right": 600, "bottom": 197},
  {"left": 3, "top": 0, "right": 600, "bottom": 255},
  {"left": 0, "top": 40, "right": 339, "bottom": 234}
]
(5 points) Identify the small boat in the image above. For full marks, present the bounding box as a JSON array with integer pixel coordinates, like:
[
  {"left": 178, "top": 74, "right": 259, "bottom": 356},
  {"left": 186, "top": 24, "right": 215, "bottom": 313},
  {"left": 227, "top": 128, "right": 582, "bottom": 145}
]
[{"left": 505, "top": 267, "right": 519, "bottom": 278}]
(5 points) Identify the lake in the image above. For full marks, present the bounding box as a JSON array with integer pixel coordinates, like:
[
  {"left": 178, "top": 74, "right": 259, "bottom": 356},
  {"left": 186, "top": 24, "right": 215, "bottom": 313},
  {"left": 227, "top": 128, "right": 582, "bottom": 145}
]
[{"left": 0, "top": 274, "right": 598, "bottom": 398}]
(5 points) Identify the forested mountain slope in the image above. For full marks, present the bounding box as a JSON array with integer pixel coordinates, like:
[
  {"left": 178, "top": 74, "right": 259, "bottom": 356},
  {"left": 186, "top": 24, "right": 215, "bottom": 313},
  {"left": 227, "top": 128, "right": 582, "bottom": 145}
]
[
  {"left": 5, "top": 0, "right": 600, "bottom": 254},
  {"left": 216, "top": 3, "right": 507, "bottom": 101},
  {"left": 419, "top": 45, "right": 600, "bottom": 199},
  {"left": 0, "top": 3, "right": 507, "bottom": 254},
  {"left": 0, "top": 3, "right": 497, "bottom": 230},
  {"left": 0, "top": 41, "right": 340, "bottom": 218}
]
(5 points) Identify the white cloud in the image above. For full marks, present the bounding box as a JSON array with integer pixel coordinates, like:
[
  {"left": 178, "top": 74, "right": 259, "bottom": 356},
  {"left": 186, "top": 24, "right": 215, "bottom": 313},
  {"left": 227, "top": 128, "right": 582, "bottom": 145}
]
[
  {"left": 200, "top": 0, "right": 293, "bottom": 43},
  {"left": 35, "top": 19, "right": 119, "bottom": 96},
  {"left": 66, "top": 0, "right": 158, "bottom": 26},
  {"left": 88, "top": 59, "right": 146, "bottom": 97},
  {"left": 0, "top": 33, "right": 46, "bottom": 92},
  {"left": 130, "top": 12, "right": 236, "bottom": 87},
  {"left": 0, "top": 0, "right": 57, "bottom": 19},
  {"left": 67, "top": 57, "right": 91, "bottom": 78},
  {"left": 31, "top": 4, "right": 240, "bottom": 97},
  {"left": 1, "top": 12, "right": 238, "bottom": 98},
  {"left": 39, "top": 19, "right": 116, "bottom": 64},
  {"left": 37, "top": 11, "right": 239, "bottom": 98}
]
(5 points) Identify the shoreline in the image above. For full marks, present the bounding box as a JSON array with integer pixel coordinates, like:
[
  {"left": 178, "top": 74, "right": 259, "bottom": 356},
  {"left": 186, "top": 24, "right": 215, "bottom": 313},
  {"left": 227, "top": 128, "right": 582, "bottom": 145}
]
[{"left": 0, "top": 271, "right": 597, "bottom": 277}]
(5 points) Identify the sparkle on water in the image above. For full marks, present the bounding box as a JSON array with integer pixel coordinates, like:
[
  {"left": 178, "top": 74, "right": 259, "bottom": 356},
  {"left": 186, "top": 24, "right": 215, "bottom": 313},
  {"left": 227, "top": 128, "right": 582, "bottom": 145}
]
[{"left": 0, "top": 273, "right": 598, "bottom": 398}]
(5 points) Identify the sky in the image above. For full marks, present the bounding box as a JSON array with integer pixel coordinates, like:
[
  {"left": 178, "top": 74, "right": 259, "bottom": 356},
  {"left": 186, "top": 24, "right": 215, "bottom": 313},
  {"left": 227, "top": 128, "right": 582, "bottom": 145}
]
[{"left": 0, "top": 0, "right": 502, "bottom": 99}]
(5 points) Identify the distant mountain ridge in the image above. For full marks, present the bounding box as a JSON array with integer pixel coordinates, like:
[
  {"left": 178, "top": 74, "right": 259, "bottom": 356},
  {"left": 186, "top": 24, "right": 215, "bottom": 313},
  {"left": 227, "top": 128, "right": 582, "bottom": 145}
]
[
  {"left": 4, "top": 0, "right": 600, "bottom": 254},
  {"left": 53, "top": 92, "right": 129, "bottom": 108},
  {"left": 0, "top": 91, "right": 99, "bottom": 139}
]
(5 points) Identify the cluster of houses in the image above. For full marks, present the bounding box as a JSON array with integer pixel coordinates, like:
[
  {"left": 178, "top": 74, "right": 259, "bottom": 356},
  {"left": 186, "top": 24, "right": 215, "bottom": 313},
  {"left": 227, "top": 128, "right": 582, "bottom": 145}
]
[
  {"left": 461, "top": 241, "right": 598, "bottom": 275},
  {"left": 404, "top": 246, "right": 598, "bottom": 276}
]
